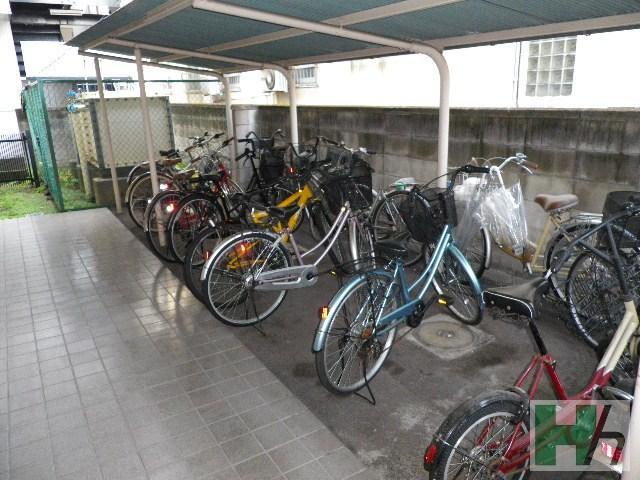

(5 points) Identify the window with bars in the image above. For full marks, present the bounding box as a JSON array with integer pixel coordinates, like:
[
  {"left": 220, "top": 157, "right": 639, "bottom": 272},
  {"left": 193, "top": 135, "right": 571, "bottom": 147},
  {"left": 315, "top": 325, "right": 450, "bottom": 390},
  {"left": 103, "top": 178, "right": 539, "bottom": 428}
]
[
  {"left": 294, "top": 66, "right": 318, "bottom": 87},
  {"left": 228, "top": 74, "right": 241, "bottom": 92},
  {"left": 525, "top": 37, "right": 576, "bottom": 97}
]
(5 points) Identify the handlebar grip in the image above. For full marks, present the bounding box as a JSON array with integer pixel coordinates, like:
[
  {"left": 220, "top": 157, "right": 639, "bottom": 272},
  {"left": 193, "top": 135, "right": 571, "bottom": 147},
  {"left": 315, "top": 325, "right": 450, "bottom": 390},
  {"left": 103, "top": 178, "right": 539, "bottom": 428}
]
[
  {"left": 237, "top": 138, "right": 250, "bottom": 144},
  {"left": 213, "top": 132, "right": 224, "bottom": 139},
  {"left": 523, "top": 160, "right": 539, "bottom": 170},
  {"left": 462, "top": 165, "right": 491, "bottom": 174},
  {"left": 235, "top": 151, "right": 247, "bottom": 162}
]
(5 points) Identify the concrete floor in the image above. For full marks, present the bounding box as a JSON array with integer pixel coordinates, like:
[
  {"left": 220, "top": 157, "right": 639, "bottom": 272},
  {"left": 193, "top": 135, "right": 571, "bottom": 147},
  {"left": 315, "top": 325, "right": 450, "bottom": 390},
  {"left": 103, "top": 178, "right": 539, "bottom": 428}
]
[{"left": 117, "top": 208, "right": 612, "bottom": 479}]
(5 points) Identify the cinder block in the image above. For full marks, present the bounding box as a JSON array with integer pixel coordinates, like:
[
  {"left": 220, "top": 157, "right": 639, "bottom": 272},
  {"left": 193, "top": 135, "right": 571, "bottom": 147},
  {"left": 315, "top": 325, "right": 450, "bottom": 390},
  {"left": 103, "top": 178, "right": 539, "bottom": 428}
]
[
  {"left": 385, "top": 135, "right": 410, "bottom": 156},
  {"left": 93, "top": 177, "right": 127, "bottom": 207},
  {"left": 577, "top": 120, "right": 625, "bottom": 153},
  {"left": 409, "top": 137, "right": 437, "bottom": 161},
  {"left": 524, "top": 147, "right": 576, "bottom": 178},
  {"left": 622, "top": 120, "right": 640, "bottom": 155}
]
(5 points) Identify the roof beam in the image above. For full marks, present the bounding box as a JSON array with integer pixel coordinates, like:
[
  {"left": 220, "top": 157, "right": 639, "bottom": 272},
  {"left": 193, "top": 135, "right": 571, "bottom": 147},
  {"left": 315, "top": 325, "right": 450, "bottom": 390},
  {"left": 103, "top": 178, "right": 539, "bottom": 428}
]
[
  {"left": 104, "top": 38, "right": 283, "bottom": 70},
  {"left": 86, "top": 0, "right": 191, "bottom": 49},
  {"left": 157, "top": 0, "right": 460, "bottom": 62},
  {"left": 278, "top": 46, "right": 402, "bottom": 68},
  {"left": 79, "top": 50, "right": 223, "bottom": 78},
  {"left": 430, "top": 12, "right": 640, "bottom": 49}
]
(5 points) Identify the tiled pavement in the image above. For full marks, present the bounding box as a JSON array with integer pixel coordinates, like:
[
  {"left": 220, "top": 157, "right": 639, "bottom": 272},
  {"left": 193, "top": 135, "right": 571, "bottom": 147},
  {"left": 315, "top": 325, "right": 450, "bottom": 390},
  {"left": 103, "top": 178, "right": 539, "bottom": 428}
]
[{"left": 0, "top": 209, "right": 370, "bottom": 480}]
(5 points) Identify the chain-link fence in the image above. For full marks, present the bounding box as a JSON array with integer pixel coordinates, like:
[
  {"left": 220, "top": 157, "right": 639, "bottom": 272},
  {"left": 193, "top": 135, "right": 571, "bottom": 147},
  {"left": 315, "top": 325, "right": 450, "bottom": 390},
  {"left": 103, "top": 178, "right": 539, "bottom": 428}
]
[{"left": 21, "top": 78, "right": 225, "bottom": 211}]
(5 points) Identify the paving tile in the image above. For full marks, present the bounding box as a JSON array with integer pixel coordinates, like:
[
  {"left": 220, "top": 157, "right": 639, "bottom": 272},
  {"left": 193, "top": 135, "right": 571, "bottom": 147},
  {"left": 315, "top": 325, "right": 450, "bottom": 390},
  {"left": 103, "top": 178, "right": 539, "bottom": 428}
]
[
  {"left": 285, "top": 461, "right": 332, "bottom": 480},
  {"left": 299, "top": 429, "right": 344, "bottom": 459},
  {"left": 234, "top": 453, "right": 281, "bottom": 480},
  {"left": 209, "top": 415, "right": 249, "bottom": 443},
  {"left": 268, "top": 440, "right": 314, "bottom": 473},
  {"left": 221, "top": 433, "right": 263, "bottom": 465},
  {"left": 254, "top": 421, "right": 296, "bottom": 452},
  {"left": 184, "top": 445, "right": 230, "bottom": 477},
  {"left": 317, "top": 448, "right": 364, "bottom": 480},
  {"left": 197, "top": 398, "right": 235, "bottom": 425}
]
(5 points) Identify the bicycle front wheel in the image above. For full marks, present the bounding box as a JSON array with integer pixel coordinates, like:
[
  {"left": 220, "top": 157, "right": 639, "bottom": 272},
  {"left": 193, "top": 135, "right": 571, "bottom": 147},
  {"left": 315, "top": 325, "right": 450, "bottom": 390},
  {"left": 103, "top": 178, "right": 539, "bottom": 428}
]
[
  {"left": 314, "top": 271, "right": 399, "bottom": 394},
  {"left": 204, "top": 232, "right": 291, "bottom": 327},
  {"left": 183, "top": 225, "right": 225, "bottom": 305},
  {"left": 144, "top": 190, "right": 183, "bottom": 262},
  {"left": 127, "top": 172, "right": 173, "bottom": 228},
  {"left": 433, "top": 248, "right": 483, "bottom": 325},
  {"left": 371, "top": 190, "right": 424, "bottom": 266}
]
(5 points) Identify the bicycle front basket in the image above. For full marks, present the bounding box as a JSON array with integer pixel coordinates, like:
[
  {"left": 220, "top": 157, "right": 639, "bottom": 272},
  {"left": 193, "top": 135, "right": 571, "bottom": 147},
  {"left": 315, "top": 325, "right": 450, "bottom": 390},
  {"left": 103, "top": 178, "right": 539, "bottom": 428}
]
[
  {"left": 398, "top": 188, "right": 457, "bottom": 243},
  {"left": 601, "top": 191, "right": 640, "bottom": 248}
]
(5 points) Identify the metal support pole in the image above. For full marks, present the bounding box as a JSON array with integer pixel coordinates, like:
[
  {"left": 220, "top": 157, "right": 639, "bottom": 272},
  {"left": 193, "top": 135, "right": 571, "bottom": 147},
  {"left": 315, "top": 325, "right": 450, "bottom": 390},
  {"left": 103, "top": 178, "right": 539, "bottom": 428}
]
[
  {"left": 94, "top": 57, "right": 122, "bottom": 213},
  {"left": 134, "top": 48, "right": 159, "bottom": 195},
  {"left": 430, "top": 52, "right": 450, "bottom": 188},
  {"left": 286, "top": 67, "right": 299, "bottom": 146},
  {"left": 222, "top": 76, "right": 236, "bottom": 162}
]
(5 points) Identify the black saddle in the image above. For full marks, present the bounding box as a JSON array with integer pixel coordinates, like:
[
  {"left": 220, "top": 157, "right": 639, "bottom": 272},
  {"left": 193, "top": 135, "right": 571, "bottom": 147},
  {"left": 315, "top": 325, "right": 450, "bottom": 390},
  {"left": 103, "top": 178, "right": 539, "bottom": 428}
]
[
  {"left": 483, "top": 278, "right": 546, "bottom": 319},
  {"left": 264, "top": 204, "right": 299, "bottom": 221},
  {"left": 375, "top": 239, "right": 408, "bottom": 259},
  {"left": 199, "top": 173, "right": 222, "bottom": 183},
  {"left": 159, "top": 148, "right": 178, "bottom": 157}
]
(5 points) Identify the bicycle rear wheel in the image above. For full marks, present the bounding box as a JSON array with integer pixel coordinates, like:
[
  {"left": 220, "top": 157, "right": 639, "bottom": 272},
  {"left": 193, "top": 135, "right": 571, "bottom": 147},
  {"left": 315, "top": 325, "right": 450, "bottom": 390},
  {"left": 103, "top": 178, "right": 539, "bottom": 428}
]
[
  {"left": 204, "top": 232, "right": 290, "bottom": 326},
  {"left": 183, "top": 225, "right": 225, "bottom": 305},
  {"left": 371, "top": 190, "right": 424, "bottom": 266},
  {"left": 433, "top": 248, "right": 483, "bottom": 325},
  {"left": 127, "top": 172, "right": 173, "bottom": 228},
  {"left": 145, "top": 190, "right": 182, "bottom": 262},
  {"left": 314, "top": 271, "right": 399, "bottom": 394},
  {"left": 169, "top": 193, "right": 224, "bottom": 263}
]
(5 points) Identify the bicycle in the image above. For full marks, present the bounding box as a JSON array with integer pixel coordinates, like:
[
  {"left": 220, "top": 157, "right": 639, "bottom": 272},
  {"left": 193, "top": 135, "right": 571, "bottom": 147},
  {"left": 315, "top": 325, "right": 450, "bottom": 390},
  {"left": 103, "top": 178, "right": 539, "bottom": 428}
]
[
  {"left": 312, "top": 165, "right": 488, "bottom": 395},
  {"left": 423, "top": 194, "right": 640, "bottom": 479},
  {"left": 125, "top": 132, "right": 234, "bottom": 228},
  {"left": 455, "top": 153, "right": 601, "bottom": 291},
  {"left": 199, "top": 152, "right": 377, "bottom": 327}
]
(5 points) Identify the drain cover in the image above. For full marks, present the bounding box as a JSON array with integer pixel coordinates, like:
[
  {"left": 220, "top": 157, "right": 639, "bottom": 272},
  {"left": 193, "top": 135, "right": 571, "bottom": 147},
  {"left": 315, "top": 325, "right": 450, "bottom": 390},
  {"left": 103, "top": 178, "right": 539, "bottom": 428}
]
[{"left": 408, "top": 314, "right": 494, "bottom": 360}]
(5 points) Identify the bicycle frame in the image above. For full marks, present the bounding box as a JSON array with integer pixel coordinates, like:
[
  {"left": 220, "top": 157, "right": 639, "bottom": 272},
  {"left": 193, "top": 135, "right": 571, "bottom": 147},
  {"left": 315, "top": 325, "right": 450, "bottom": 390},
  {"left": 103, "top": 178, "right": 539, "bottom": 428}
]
[
  {"left": 200, "top": 204, "right": 352, "bottom": 291},
  {"left": 312, "top": 224, "right": 483, "bottom": 351},
  {"left": 249, "top": 183, "right": 314, "bottom": 232}
]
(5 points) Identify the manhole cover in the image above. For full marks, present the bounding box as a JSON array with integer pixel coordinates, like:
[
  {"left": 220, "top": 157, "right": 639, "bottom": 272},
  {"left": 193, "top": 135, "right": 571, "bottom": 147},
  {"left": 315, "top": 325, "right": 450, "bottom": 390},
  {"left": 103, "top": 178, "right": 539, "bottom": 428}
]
[
  {"left": 415, "top": 321, "right": 474, "bottom": 350},
  {"left": 408, "top": 314, "right": 494, "bottom": 360}
]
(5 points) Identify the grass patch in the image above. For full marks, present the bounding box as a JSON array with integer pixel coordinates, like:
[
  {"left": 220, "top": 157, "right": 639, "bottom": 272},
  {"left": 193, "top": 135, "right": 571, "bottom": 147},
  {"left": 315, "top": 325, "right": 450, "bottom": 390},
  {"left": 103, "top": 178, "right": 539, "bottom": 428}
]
[
  {"left": 58, "top": 168, "right": 97, "bottom": 211},
  {"left": 0, "top": 183, "right": 56, "bottom": 219}
]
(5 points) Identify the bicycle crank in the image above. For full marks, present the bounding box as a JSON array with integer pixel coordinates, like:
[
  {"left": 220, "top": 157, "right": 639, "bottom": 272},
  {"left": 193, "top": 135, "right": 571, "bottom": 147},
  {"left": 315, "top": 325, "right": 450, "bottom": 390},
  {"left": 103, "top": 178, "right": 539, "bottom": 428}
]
[{"left": 407, "top": 300, "right": 426, "bottom": 328}]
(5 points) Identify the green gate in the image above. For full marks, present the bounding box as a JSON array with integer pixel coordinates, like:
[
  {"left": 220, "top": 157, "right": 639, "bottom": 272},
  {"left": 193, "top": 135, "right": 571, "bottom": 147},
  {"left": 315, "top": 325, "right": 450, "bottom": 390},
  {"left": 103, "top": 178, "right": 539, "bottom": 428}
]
[{"left": 22, "top": 82, "right": 64, "bottom": 210}]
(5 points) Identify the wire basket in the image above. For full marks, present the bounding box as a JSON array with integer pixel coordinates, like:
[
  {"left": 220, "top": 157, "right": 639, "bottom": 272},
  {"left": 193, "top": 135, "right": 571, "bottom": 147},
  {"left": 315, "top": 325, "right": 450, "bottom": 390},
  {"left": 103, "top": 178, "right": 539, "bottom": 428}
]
[
  {"left": 398, "top": 187, "right": 457, "bottom": 243},
  {"left": 600, "top": 191, "right": 640, "bottom": 249},
  {"left": 311, "top": 156, "right": 373, "bottom": 213}
]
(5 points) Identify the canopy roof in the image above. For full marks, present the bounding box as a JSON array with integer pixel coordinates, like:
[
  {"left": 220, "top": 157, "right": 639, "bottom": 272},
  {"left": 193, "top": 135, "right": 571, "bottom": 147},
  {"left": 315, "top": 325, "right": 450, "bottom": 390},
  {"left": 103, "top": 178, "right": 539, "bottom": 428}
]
[{"left": 68, "top": 0, "right": 640, "bottom": 75}]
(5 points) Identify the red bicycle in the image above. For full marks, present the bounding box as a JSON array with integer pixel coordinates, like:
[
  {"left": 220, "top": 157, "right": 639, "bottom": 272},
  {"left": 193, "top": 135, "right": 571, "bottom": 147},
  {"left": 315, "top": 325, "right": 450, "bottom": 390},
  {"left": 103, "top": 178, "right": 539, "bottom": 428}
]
[{"left": 424, "top": 193, "right": 640, "bottom": 479}]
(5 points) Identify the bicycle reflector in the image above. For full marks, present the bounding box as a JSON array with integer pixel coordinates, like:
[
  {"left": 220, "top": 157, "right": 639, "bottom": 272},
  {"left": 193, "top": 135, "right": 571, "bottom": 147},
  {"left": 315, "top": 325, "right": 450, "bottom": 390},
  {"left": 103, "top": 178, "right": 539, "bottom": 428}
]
[
  {"left": 165, "top": 203, "right": 175, "bottom": 213},
  {"left": 424, "top": 443, "right": 438, "bottom": 470},
  {"left": 319, "top": 306, "right": 330, "bottom": 320},
  {"left": 288, "top": 166, "right": 296, "bottom": 175},
  {"left": 234, "top": 241, "right": 253, "bottom": 257},
  {"left": 437, "top": 295, "right": 452, "bottom": 306}
]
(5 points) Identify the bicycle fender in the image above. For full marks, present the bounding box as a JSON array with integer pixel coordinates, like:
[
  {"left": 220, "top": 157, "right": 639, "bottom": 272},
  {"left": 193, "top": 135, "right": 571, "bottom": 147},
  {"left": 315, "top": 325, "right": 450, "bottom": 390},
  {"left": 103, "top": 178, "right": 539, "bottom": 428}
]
[
  {"left": 427, "top": 389, "right": 525, "bottom": 471},
  {"left": 448, "top": 243, "right": 485, "bottom": 311},
  {"left": 199, "top": 230, "right": 281, "bottom": 282},
  {"left": 311, "top": 270, "right": 395, "bottom": 353}
]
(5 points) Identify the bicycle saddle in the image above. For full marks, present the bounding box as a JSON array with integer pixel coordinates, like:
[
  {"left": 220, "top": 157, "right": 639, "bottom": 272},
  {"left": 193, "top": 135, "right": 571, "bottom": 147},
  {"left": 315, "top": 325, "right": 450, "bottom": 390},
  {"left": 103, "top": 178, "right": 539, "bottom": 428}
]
[
  {"left": 199, "top": 173, "right": 222, "bottom": 183},
  {"left": 534, "top": 193, "right": 578, "bottom": 212},
  {"left": 375, "top": 239, "right": 408, "bottom": 259},
  {"left": 159, "top": 148, "right": 178, "bottom": 157},
  {"left": 260, "top": 205, "right": 299, "bottom": 221},
  {"left": 483, "top": 278, "right": 546, "bottom": 319}
]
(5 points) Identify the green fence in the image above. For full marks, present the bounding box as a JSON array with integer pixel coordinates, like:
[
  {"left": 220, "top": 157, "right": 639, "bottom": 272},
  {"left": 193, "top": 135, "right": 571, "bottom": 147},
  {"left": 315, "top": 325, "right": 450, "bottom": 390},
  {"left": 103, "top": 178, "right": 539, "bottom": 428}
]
[{"left": 22, "top": 82, "right": 65, "bottom": 210}]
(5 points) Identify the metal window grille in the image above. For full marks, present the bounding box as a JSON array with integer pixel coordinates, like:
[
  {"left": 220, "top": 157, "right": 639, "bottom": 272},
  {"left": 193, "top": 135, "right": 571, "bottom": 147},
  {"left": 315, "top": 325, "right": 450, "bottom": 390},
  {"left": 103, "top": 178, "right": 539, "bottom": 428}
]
[
  {"left": 525, "top": 37, "right": 576, "bottom": 97},
  {"left": 294, "top": 66, "right": 318, "bottom": 87},
  {"left": 228, "top": 74, "right": 241, "bottom": 91}
]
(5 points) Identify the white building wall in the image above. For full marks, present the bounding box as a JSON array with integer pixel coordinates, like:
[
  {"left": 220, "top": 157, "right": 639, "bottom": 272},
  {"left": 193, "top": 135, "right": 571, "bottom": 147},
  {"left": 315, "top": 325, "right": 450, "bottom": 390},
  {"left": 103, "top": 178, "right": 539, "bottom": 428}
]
[
  {"left": 0, "top": 0, "right": 22, "bottom": 134},
  {"left": 233, "top": 28, "right": 640, "bottom": 110}
]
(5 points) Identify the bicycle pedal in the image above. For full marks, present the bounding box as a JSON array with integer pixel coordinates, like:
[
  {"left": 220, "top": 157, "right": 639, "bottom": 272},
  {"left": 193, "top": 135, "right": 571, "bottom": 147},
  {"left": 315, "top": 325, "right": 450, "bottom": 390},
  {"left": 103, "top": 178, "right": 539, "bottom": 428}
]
[
  {"left": 437, "top": 295, "right": 454, "bottom": 307},
  {"left": 407, "top": 300, "right": 426, "bottom": 328}
]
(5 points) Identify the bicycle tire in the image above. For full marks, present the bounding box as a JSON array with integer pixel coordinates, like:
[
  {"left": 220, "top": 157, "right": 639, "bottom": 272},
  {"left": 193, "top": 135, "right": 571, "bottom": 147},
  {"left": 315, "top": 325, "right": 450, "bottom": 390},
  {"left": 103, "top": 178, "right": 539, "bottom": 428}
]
[
  {"left": 168, "top": 193, "right": 224, "bottom": 263},
  {"left": 126, "top": 171, "right": 173, "bottom": 229},
  {"left": 456, "top": 225, "right": 489, "bottom": 280},
  {"left": 370, "top": 190, "right": 424, "bottom": 267},
  {"left": 566, "top": 251, "right": 629, "bottom": 349},
  {"left": 144, "top": 190, "right": 183, "bottom": 262},
  {"left": 314, "top": 270, "right": 399, "bottom": 394},
  {"left": 203, "top": 231, "right": 291, "bottom": 327},
  {"left": 183, "top": 225, "right": 225, "bottom": 305},
  {"left": 433, "top": 247, "right": 483, "bottom": 325},
  {"left": 428, "top": 390, "right": 529, "bottom": 480}
]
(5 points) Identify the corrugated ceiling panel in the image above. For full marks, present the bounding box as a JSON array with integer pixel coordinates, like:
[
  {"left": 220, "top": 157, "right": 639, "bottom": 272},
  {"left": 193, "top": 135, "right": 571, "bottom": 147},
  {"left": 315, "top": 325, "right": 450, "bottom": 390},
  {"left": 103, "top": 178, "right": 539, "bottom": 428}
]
[
  {"left": 488, "top": 0, "right": 640, "bottom": 23},
  {"left": 221, "top": 33, "right": 376, "bottom": 62},
  {"left": 120, "top": 10, "right": 285, "bottom": 51},
  {"left": 95, "top": 44, "right": 234, "bottom": 70},
  {"left": 353, "top": 0, "right": 545, "bottom": 41},
  {"left": 220, "top": 0, "right": 400, "bottom": 21},
  {"left": 67, "top": 0, "right": 169, "bottom": 47}
]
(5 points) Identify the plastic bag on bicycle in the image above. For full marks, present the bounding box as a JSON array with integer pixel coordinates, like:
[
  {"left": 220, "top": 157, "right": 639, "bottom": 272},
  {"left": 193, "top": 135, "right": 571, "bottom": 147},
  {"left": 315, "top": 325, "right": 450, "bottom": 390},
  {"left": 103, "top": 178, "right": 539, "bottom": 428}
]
[{"left": 456, "top": 173, "right": 528, "bottom": 257}]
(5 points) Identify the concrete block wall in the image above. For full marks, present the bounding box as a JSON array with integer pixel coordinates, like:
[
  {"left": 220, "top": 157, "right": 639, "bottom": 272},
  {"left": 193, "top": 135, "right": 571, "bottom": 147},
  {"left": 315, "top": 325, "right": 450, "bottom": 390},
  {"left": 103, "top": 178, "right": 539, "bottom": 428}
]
[{"left": 169, "top": 104, "right": 227, "bottom": 151}]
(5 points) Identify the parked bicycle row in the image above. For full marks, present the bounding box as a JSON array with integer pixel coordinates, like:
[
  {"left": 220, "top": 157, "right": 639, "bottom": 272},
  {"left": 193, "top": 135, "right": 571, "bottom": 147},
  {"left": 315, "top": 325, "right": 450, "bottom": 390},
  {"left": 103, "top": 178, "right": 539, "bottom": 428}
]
[{"left": 124, "top": 129, "right": 639, "bottom": 479}]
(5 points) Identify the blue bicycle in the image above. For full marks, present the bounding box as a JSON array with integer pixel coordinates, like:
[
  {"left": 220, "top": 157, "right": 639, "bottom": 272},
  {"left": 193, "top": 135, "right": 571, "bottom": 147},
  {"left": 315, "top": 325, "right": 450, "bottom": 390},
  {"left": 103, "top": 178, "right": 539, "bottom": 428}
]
[{"left": 312, "top": 165, "right": 489, "bottom": 394}]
